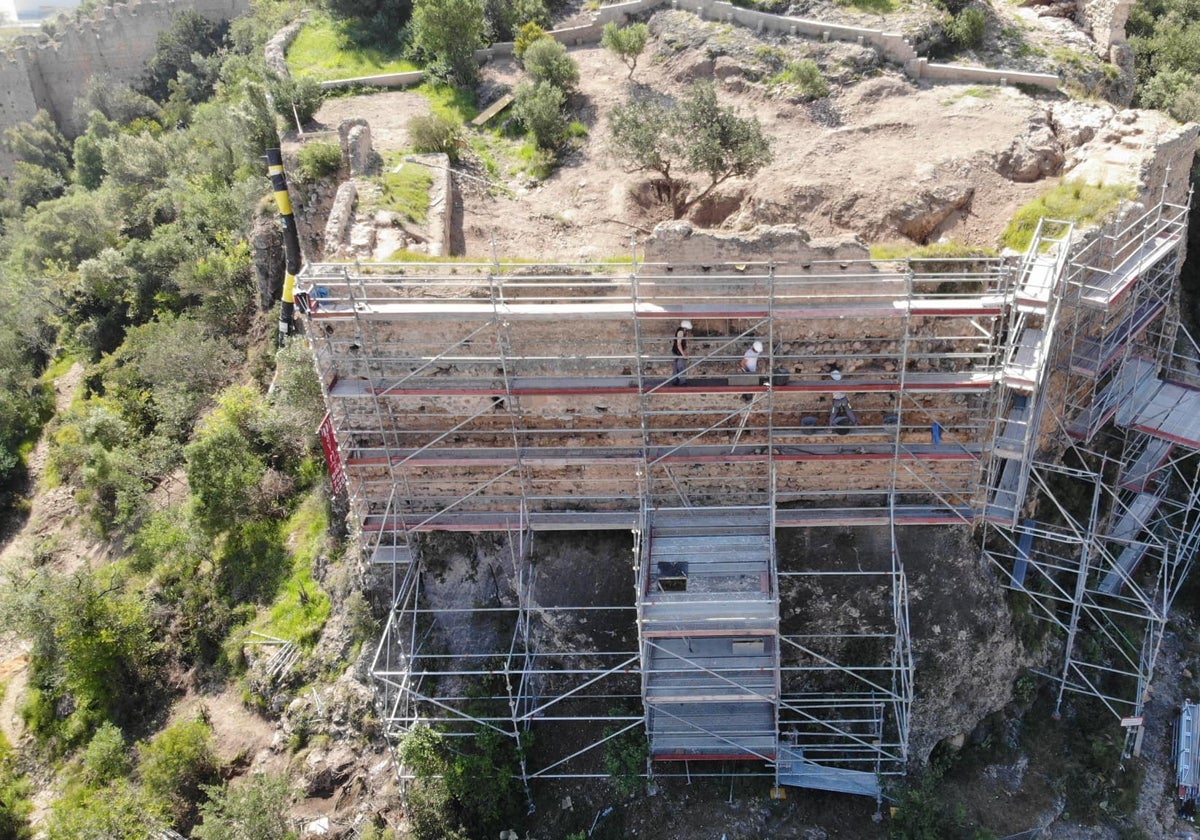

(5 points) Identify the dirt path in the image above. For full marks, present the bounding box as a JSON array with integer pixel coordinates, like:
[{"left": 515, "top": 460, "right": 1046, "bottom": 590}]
[{"left": 0, "top": 362, "right": 86, "bottom": 749}]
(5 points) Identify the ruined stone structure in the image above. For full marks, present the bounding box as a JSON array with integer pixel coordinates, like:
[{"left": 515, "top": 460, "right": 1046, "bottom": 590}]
[
  {"left": 0, "top": 0, "right": 250, "bottom": 176},
  {"left": 298, "top": 129, "right": 1200, "bottom": 795}
]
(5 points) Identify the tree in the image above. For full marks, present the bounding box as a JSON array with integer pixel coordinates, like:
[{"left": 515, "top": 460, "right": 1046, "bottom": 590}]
[
  {"left": 410, "top": 0, "right": 485, "bottom": 85},
  {"left": 141, "top": 9, "right": 229, "bottom": 103},
  {"left": 2, "top": 109, "right": 70, "bottom": 175},
  {"left": 514, "top": 81, "right": 568, "bottom": 151},
  {"left": 522, "top": 37, "right": 579, "bottom": 92},
  {"left": 324, "top": 0, "right": 412, "bottom": 47},
  {"left": 609, "top": 82, "right": 773, "bottom": 219},
  {"left": 601, "top": 21, "right": 649, "bottom": 80},
  {"left": 192, "top": 774, "right": 297, "bottom": 840}
]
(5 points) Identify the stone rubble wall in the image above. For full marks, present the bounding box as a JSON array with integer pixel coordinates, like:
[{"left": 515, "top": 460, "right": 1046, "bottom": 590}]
[{"left": 0, "top": 0, "right": 250, "bottom": 177}]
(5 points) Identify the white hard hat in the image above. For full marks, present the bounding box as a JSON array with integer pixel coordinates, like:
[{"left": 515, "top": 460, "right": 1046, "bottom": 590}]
[
  {"left": 831, "top": 369, "right": 843, "bottom": 381},
  {"left": 680, "top": 320, "right": 693, "bottom": 330},
  {"left": 752, "top": 341, "right": 763, "bottom": 353}
]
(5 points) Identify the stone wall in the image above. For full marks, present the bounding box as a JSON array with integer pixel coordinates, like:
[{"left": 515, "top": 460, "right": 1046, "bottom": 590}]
[{"left": 0, "top": 0, "right": 250, "bottom": 177}]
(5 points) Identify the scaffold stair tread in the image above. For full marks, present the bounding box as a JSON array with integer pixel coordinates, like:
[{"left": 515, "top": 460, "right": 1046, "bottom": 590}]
[
  {"left": 776, "top": 748, "right": 882, "bottom": 797},
  {"left": 1002, "top": 327, "right": 1047, "bottom": 391},
  {"left": 1080, "top": 234, "right": 1179, "bottom": 309},
  {"left": 1120, "top": 438, "right": 1174, "bottom": 491},
  {"left": 649, "top": 701, "right": 776, "bottom": 757},
  {"left": 1070, "top": 299, "right": 1166, "bottom": 377}
]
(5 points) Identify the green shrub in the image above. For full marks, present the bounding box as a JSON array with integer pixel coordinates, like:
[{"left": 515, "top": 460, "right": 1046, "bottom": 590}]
[
  {"left": 407, "top": 113, "right": 464, "bottom": 162},
  {"left": 139, "top": 716, "right": 219, "bottom": 827},
  {"left": 522, "top": 37, "right": 579, "bottom": 92},
  {"left": 83, "top": 722, "right": 132, "bottom": 785},
  {"left": 269, "top": 74, "right": 326, "bottom": 128},
  {"left": 296, "top": 141, "right": 342, "bottom": 182},
  {"left": 192, "top": 774, "right": 297, "bottom": 840},
  {"left": 946, "top": 6, "right": 987, "bottom": 49},
  {"left": 514, "top": 21, "right": 548, "bottom": 62},
  {"left": 772, "top": 59, "right": 830, "bottom": 98},
  {"left": 603, "top": 726, "right": 647, "bottom": 798},
  {"left": 514, "top": 80, "right": 568, "bottom": 151}
]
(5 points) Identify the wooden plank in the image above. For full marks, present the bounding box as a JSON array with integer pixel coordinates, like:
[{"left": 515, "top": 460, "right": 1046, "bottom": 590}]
[{"left": 470, "top": 92, "right": 514, "bottom": 127}]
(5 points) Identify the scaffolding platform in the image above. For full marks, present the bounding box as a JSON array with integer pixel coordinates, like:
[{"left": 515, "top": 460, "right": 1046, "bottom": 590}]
[
  {"left": 1119, "top": 438, "right": 1174, "bottom": 492},
  {"left": 776, "top": 746, "right": 881, "bottom": 797},
  {"left": 332, "top": 371, "right": 998, "bottom": 398},
  {"left": 994, "top": 396, "right": 1031, "bottom": 460},
  {"left": 775, "top": 505, "right": 973, "bottom": 527},
  {"left": 1069, "top": 299, "right": 1166, "bottom": 378},
  {"left": 1079, "top": 234, "right": 1180, "bottom": 309},
  {"left": 1003, "top": 328, "right": 1048, "bottom": 391},
  {"left": 1016, "top": 253, "right": 1058, "bottom": 313},
  {"left": 1096, "top": 491, "right": 1164, "bottom": 595},
  {"left": 1067, "top": 358, "right": 1160, "bottom": 441},
  {"left": 1127, "top": 380, "right": 1200, "bottom": 448}
]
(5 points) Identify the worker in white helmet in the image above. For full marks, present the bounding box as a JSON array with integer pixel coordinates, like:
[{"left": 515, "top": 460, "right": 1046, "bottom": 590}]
[
  {"left": 740, "top": 340, "right": 763, "bottom": 373},
  {"left": 671, "top": 320, "right": 692, "bottom": 385}
]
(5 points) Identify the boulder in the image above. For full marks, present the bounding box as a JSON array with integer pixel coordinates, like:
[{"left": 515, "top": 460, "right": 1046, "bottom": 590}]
[{"left": 995, "top": 114, "right": 1063, "bottom": 182}]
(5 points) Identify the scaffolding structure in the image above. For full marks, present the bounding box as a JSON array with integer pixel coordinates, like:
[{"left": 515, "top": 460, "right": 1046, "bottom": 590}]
[
  {"left": 303, "top": 187, "right": 1198, "bottom": 798},
  {"left": 982, "top": 196, "right": 1200, "bottom": 754}
]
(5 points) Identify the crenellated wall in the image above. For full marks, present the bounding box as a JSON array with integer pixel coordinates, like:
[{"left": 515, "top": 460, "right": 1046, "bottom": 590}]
[{"left": 0, "top": 0, "right": 249, "bottom": 177}]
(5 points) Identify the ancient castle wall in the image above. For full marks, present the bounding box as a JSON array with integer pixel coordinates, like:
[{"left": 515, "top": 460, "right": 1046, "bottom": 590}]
[{"left": 0, "top": 0, "right": 250, "bottom": 177}]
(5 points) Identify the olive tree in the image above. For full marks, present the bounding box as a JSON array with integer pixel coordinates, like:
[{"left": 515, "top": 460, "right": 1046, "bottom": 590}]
[
  {"left": 601, "top": 21, "right": 649, "bottom": 80},
  {"left": 609, "top": 82, "right": 773, "bottom": 219}
]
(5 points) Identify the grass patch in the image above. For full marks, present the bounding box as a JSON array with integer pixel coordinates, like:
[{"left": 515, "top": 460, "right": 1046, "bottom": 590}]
[
  {"left": 42, "top": 352, "right": 78, "bottom": 383},
  {"left": 837, "top": 0, "right": 897, "bottom": 12},
  {"left": 370, "top": 153, "right": 434, "bottom": 223},
  {"left": 1002, "top": 180, "right": 1134, "bottom": 251},
  {"left": 870, "top": 240, "right": 998, "bottom": 260},
  {"left": 287, "top": 12, "right": 417, "bottom": 82},
  {"left": 251, "top": 491, "right": 332, "bottom": 648},
  {"left": 942, "top": 85, "right": 999, "bottom": 105},
  {"left": 415, "top": 82, "right": 479, "bottom": 124}
]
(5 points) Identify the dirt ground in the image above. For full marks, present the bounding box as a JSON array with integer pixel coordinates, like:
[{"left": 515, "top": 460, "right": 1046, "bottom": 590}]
[{"left": 310, "top": 14, "right": 1053, "bottom": 262}]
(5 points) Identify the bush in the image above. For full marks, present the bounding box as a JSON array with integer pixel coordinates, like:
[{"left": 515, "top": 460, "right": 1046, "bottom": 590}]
[
  {"left": 603, "top": 726, "right": 647, "bottom": 797},
  {"left": 522, "top": 37, "right": 579, "bottom": 92},
  {"left": 514, "top": 21, "right": 548, "bottom": 61},
  {"left": 269, "top": 74, "right": 326, "bottom": 128},
  {"left": 83, "top": 722, "right": 132, "bottom": 785},
  {"left": 946, "top": 6, "right": 987, "bottom": 50},
  {"left": 772, "top": 59, "right": 830, "bottom": 98},
  {"left": 192, "top": 774, "right": 297, "bottom": 840},
  {"left": 513, "top": 80, "right": 568, "bottom": 151},
  {"left": 139, "top": 717, "right": 219, "bottom": 828},
  {"left": 296, "top": 141, "right": 342, "bottom": 182},
  {"left": 407, "top": 113, "right": 464, "bottom": 162}
]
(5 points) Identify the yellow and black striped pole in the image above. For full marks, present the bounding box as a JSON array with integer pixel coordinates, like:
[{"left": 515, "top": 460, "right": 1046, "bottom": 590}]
[{"left": 266, "top": 148, "right": 303, "bottom": 347}]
